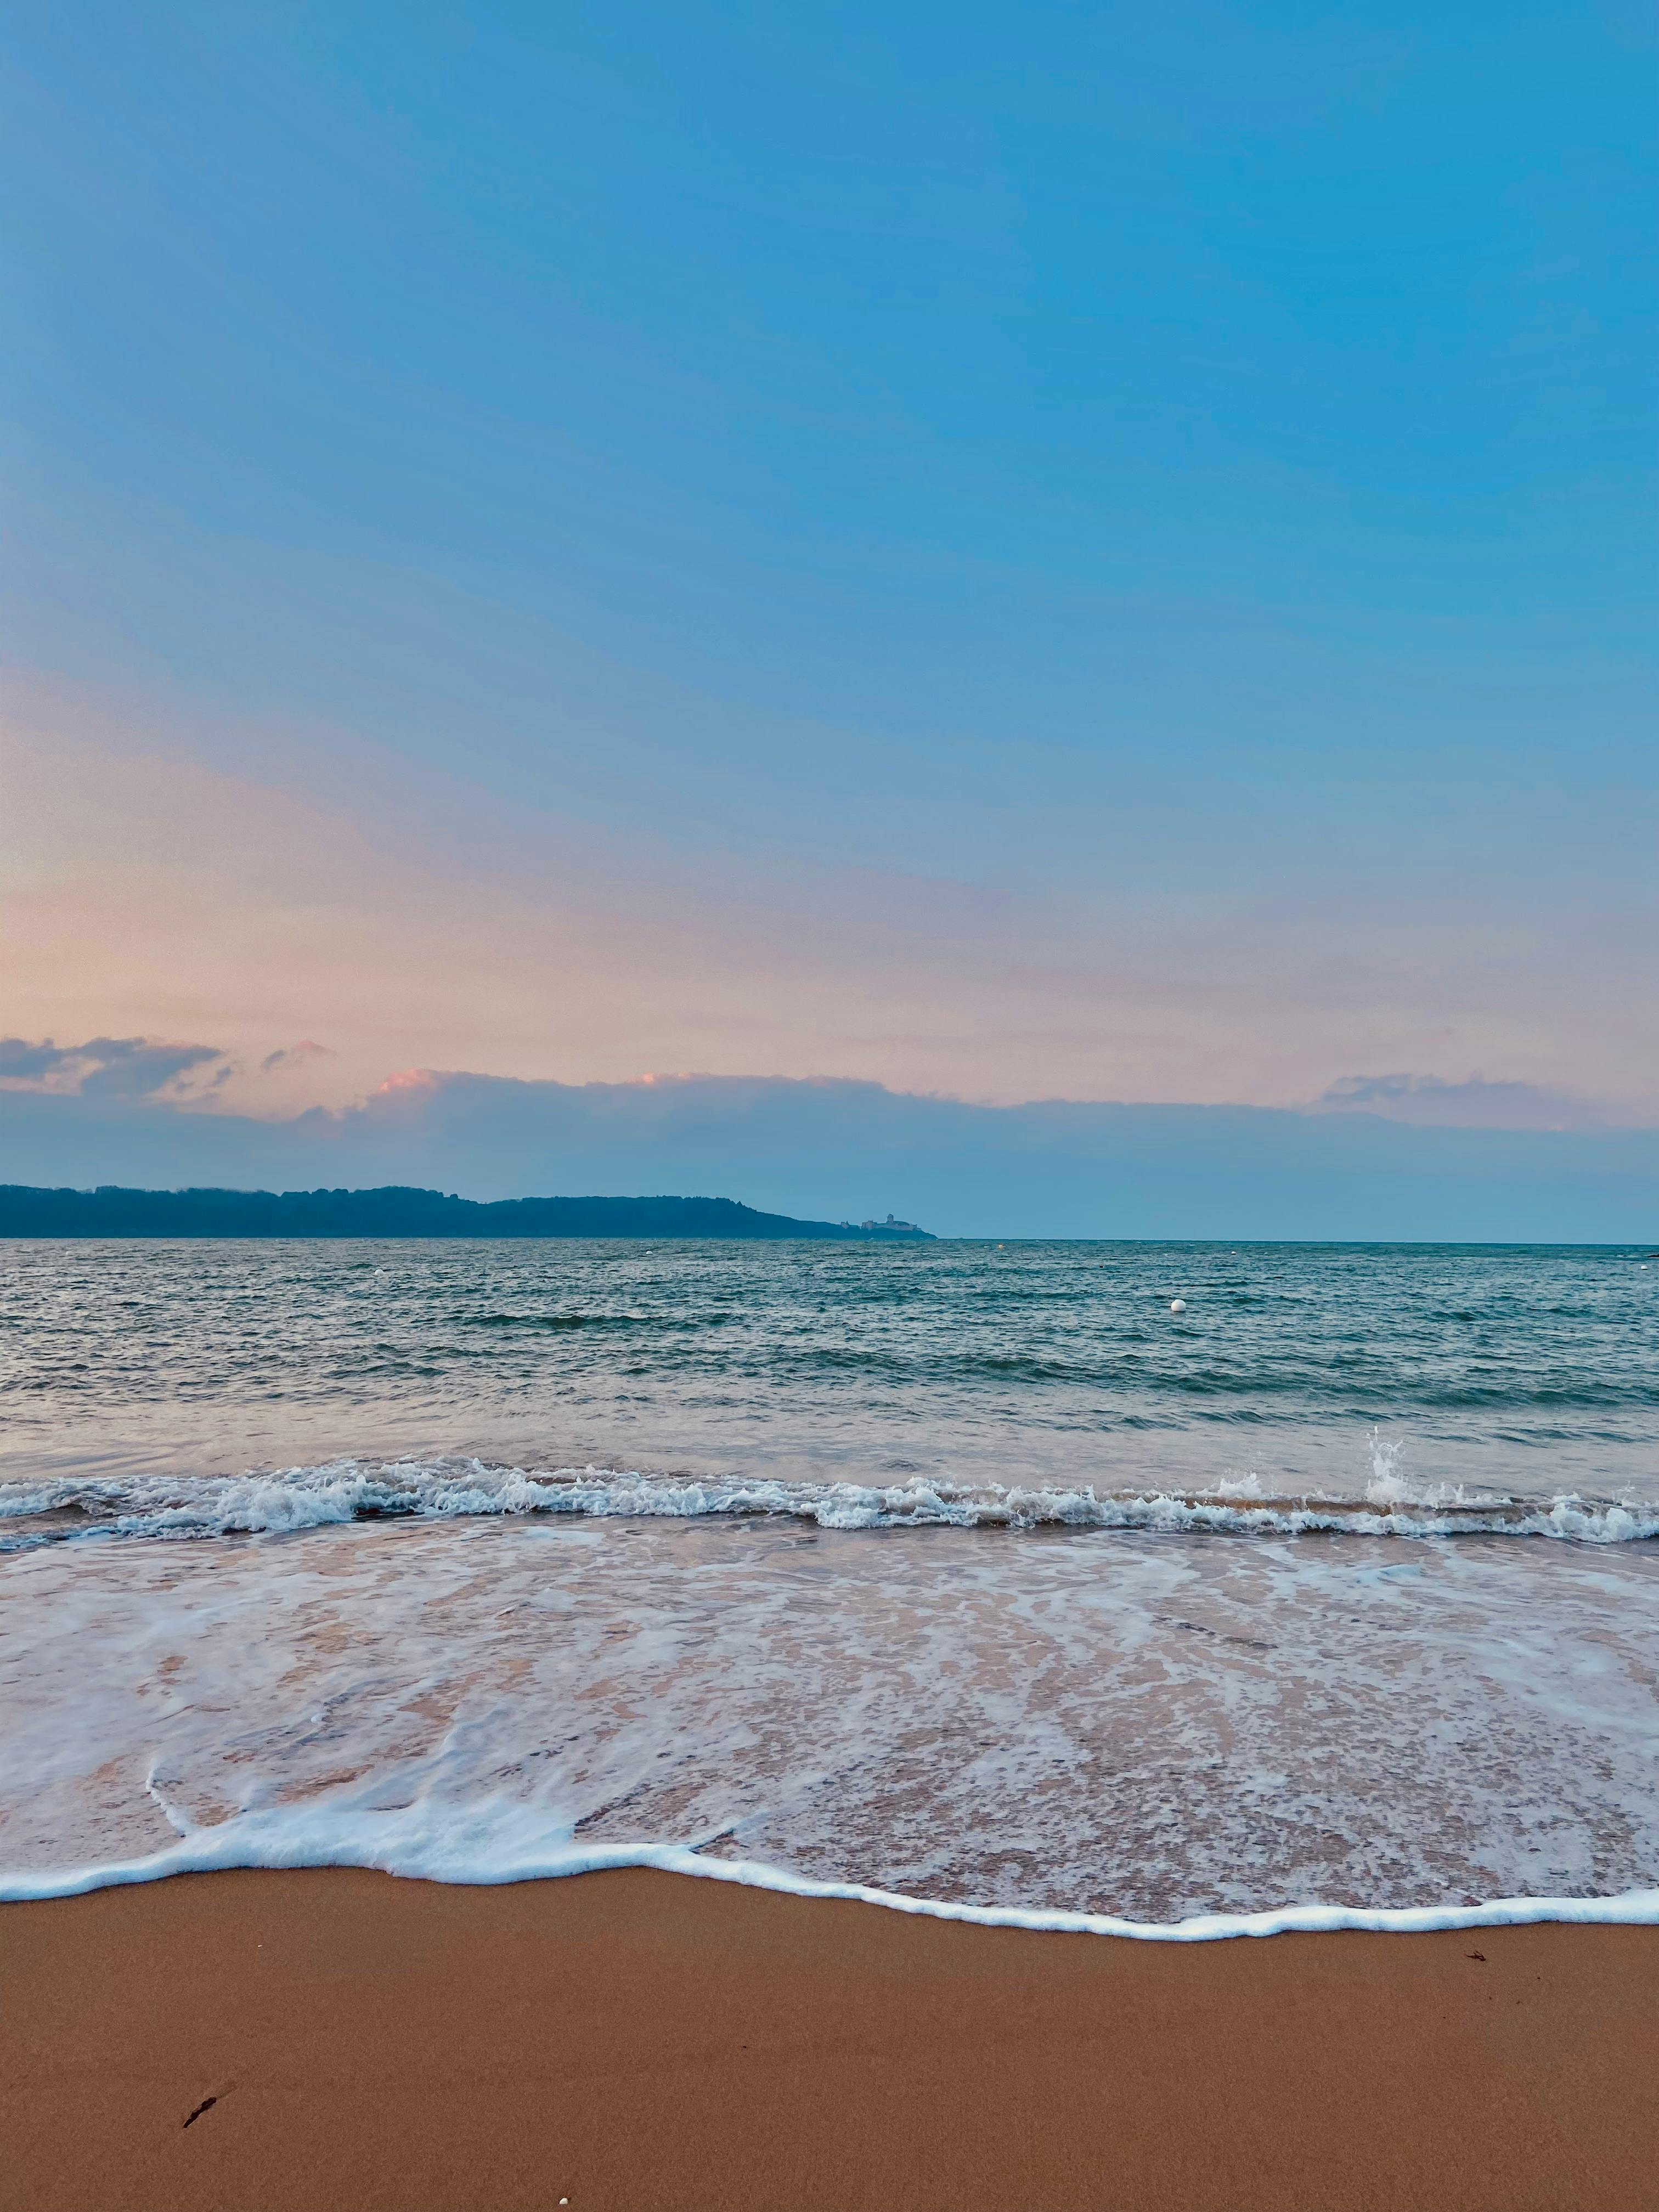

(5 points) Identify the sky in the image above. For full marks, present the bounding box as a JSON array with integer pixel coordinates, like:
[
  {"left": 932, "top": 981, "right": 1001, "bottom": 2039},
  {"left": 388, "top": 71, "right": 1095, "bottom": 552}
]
[{"left": 2, "top": 3, "right": 1656, "bottom": 1226}]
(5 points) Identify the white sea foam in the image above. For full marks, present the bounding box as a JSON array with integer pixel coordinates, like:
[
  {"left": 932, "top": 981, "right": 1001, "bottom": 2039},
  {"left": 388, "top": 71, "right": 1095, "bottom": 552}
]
[
  {"left": 3, "top": 1455, "right": 1657, "bottom": 1548},
  {"left": 5, "top": 1510, "right": 1657, "bottom": 1930},
  {"left": 4, "top": 1792, "right": 1657, "bottom": 1943}
]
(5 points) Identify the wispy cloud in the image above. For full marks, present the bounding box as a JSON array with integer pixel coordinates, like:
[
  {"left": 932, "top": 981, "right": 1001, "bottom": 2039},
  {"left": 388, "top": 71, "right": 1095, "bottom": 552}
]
[
  {"left": 0, "top": 1035, "right": 230, "bottom": 1101},
  {"left": 259, "top": 1042, "right": 334, "bottom": 1076},
  {"left": 1316, "top": 1073, "right": 1610, "bottom": 1133}
]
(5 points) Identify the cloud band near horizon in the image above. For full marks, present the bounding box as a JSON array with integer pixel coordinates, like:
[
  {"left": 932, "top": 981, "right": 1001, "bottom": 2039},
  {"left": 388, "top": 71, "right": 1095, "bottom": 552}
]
[{"left": 4, "top": 1046, "right": 1656, "bottom": 1243}]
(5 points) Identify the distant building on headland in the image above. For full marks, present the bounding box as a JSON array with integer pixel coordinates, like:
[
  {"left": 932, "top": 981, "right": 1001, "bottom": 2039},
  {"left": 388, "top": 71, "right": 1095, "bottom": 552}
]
[{"left": 860, "top": 1213, "right": 922, "bottom": 1232}]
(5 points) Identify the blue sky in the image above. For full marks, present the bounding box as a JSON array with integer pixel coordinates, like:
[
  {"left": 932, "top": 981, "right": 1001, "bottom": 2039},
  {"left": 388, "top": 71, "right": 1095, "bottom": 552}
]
[{"left": 3, "top": 2, "right": 1656, "bottom": 1161}]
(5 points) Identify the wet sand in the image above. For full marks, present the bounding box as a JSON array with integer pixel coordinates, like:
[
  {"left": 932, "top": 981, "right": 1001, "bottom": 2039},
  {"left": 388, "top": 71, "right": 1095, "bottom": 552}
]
[{"left": 3, "top": 1867, "right": 1656, "bottom": 2212}]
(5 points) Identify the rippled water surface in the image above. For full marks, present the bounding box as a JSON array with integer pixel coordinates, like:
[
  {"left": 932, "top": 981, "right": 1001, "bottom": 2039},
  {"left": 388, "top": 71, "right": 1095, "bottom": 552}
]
[{"left": 3, "top": 1238, "right": 1657, "bottom": 1923}]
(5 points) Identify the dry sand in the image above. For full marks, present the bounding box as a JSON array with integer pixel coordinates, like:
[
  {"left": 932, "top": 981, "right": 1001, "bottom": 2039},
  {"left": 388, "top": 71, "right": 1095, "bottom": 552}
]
[{"left": 3, "top": 1866, "right": 1656, "bottom": 2211}]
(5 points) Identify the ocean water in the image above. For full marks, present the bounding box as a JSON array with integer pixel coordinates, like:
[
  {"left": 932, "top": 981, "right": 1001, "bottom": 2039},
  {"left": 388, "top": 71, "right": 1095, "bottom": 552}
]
[{"left": 3, "top": 1237, "right": 1657, "bottom": 1934}]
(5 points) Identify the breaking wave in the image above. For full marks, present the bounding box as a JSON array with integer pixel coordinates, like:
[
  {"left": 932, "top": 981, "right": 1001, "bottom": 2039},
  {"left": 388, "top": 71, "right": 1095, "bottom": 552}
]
[{"left": 4, "top": 1455, "right": 1657, "bottom": 1549}]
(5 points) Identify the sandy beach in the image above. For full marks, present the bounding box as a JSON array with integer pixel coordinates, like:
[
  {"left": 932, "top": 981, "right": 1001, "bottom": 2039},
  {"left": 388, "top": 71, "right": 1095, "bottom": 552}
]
[{"left": 3, "top": 1866, "right": 1655, "bottom": 2212}]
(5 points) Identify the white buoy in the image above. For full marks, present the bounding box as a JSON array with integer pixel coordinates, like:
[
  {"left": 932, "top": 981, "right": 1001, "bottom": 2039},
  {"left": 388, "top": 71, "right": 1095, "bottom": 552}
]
[{"left": 1169, "top": 1298, "right": 1187, "bottom": 1313}]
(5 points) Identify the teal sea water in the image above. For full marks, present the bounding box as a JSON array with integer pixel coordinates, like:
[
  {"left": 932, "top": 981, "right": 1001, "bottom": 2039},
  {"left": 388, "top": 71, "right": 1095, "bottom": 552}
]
[{"left": 3, "top": 1238, "right": 1657, "bottom": 1928}]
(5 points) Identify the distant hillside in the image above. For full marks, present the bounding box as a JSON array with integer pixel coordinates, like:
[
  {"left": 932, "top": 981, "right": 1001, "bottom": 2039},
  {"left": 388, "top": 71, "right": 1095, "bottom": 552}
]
[{"left": 0, "top": 1184, "right": 933, "bottom": 1240}]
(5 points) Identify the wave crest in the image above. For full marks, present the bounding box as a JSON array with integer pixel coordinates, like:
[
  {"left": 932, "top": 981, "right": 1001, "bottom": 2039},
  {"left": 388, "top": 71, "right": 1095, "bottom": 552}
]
[{"left": 3, "top": 1458, "right": 1656, "bottom": 1549}]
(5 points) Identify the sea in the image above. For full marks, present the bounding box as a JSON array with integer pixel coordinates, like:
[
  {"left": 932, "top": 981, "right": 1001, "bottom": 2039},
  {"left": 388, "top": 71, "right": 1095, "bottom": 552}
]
[{"left": 3, "top": 1236, "right": 1657, "bottom": 1937}]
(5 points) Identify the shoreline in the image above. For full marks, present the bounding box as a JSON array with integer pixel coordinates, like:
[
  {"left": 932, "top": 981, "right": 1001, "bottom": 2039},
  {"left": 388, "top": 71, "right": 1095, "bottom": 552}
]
[
  {"left": 4, "top": 1866, "right": 1656, "bottom": 2211},
  {"left": 7, "top": 1822, "right": 1659, "bottom": 1940}
]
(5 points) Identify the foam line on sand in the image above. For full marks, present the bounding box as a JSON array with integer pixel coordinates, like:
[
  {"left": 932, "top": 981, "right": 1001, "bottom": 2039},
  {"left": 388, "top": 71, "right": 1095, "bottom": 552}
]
[{"left": 3, "top": 1793, "right": 1657, "bottom": 1940}]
